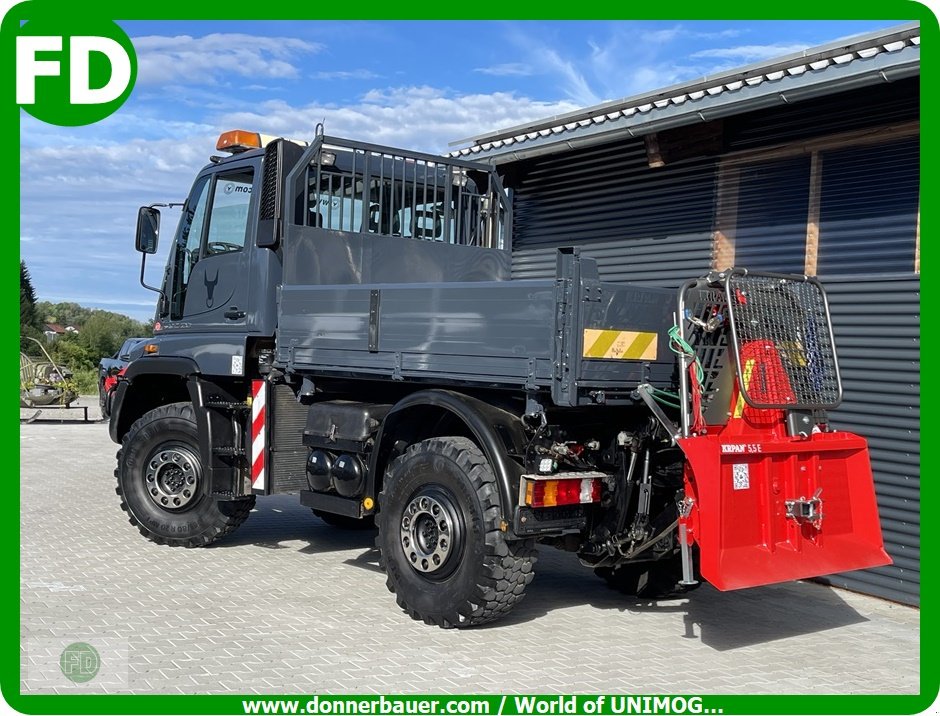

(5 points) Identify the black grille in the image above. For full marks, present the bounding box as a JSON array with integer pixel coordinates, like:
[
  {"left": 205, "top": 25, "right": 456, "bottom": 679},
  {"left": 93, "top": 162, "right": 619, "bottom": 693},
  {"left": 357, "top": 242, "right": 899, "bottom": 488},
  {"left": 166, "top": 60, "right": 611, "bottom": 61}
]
[
  {"left": 260, "top": 140, "right": 280, "bottom": 221},
  {"left": 726, "top": 273, "right": 841, "bottom": 409},
  {"left": 682, "top": 286, "right": 733, "bottom": 418}
]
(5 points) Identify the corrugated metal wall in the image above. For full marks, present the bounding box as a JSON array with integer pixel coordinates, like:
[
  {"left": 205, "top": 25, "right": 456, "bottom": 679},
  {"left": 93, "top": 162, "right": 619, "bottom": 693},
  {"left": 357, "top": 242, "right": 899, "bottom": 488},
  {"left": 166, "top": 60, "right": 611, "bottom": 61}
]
[
  {"left": 509, "top": 139, "right": 717, "bottom": 288},
  {"left": 724, "top": 77, "right": 918, "bottom": 150},
  {"left": 819, "top": 276, "right": 920, "bottom": 605},
  {"left": 732, "top": 155, "right": 812, "bottom": 274},
  {"left": 504, "top": 79, "right": 920, "bottom": 605},
  {"left": 816, "top": 137, "right": 920, "bottom": 275}
]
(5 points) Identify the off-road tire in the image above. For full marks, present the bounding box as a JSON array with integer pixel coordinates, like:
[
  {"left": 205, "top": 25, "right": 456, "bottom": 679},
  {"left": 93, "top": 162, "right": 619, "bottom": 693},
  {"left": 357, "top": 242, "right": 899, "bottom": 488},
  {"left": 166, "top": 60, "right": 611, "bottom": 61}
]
[
  {"left": 313, "top": 510, "right": 376, "bottom": 530},
  {"left": 376, "top": 436, "right": 537, "bottom": 628},
  {"left": 98, "top": 380, "right": 111, "bottom": 420},
  {"left": 116, "top": 402, "right": 254, "bottom": 547}
]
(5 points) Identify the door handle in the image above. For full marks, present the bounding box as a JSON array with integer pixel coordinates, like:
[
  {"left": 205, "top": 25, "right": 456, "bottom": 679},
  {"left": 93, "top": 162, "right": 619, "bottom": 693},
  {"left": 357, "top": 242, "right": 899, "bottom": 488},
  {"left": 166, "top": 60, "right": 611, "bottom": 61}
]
[{"left": 224, "top": 307, "right": 246, "bottom": 320}]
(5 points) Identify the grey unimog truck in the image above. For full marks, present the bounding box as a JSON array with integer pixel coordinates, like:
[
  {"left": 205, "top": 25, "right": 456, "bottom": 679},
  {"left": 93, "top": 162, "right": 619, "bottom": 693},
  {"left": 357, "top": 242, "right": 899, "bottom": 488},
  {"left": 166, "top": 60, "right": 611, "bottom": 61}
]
[{"left": 111, "top": 129, "right": 889, "bottom": 627}]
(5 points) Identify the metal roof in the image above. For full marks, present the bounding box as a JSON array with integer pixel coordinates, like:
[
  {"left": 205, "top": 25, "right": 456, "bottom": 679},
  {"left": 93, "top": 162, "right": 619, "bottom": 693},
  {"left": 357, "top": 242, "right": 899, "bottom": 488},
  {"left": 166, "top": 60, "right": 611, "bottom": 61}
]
[{"left": 450, "top": 23, "right": 920, "bottom": 163}]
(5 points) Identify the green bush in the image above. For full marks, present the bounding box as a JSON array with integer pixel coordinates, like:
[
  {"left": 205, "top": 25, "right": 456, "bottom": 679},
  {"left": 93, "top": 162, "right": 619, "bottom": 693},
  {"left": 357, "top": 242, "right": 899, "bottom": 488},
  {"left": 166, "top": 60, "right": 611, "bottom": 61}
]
[
  {"left": 50, "top": 335, "right": 96, "bottom": 372},
  {"left": 72, "top": 367, "right": 99, "bottom": 396}
]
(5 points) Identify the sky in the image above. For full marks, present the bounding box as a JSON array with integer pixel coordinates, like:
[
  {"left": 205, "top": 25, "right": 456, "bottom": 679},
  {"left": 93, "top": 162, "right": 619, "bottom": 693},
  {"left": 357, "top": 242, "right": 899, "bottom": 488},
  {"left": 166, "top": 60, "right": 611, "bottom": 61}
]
[{"left": 19, "top": 19, "right": 907, "bottom": 322}]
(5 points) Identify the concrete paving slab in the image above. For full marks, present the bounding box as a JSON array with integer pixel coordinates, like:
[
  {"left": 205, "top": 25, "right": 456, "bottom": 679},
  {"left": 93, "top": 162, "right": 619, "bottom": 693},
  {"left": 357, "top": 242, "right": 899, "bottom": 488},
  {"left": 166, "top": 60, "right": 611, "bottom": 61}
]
[{"left": 20, "top": 400, "right": 920, "bottom": 695}]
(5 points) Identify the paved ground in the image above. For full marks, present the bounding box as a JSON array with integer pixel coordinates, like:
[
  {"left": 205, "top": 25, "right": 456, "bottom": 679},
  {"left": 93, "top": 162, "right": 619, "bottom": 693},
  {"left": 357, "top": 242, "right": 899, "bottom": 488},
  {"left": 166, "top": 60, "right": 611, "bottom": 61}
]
[{"left": 20, "top": 399, "right": 920, "bottom": 695}]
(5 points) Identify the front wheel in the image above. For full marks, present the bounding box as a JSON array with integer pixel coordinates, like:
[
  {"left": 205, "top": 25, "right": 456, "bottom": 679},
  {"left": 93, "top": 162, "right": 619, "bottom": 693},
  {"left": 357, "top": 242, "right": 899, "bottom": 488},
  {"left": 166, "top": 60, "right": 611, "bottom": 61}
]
[
  {"left": 98, "top": 380, "right": 111, "bottom": 419},
  {"left": 116, "top": 402, "right": 254, "bottom": 547},
  {"left": 377, "top": 436, "right": 537, "bottom": 628}
]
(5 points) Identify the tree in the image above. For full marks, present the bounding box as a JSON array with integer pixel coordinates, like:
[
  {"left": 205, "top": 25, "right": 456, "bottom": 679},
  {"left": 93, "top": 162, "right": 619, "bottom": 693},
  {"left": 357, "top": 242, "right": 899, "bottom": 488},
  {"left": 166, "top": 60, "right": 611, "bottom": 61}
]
[
  {"left": 20, "top": 261, "right": 46, "bottom": 355},
  {"left": 50, "top": 334, "right": 96, "bottom": 372},
  {"left": 20, "top": 261, "right": 37, "bottom": 336},
  {"left": 77, "top": 311, "right": 144, "bottom": 360}
]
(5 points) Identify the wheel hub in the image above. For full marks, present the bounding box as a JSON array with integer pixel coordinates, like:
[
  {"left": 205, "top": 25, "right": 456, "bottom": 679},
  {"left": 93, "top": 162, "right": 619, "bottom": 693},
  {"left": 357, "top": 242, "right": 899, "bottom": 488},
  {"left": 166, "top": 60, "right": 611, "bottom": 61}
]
[
  {"left": 400, "top": 491, "right": 460, "bottom": 575},
  {"left": 145, "top": 445, "right": 201, "bottom": 511}
]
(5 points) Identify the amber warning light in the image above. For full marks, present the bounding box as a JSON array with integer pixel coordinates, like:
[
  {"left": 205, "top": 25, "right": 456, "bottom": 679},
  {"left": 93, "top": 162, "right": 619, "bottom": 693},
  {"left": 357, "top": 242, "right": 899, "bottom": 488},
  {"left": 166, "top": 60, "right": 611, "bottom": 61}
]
[
  {"left": 215, "top": 130, "right": 308, "bottom": 155},
  {"left": 216, "top": 130, "right": 262, "bottom": 153}
]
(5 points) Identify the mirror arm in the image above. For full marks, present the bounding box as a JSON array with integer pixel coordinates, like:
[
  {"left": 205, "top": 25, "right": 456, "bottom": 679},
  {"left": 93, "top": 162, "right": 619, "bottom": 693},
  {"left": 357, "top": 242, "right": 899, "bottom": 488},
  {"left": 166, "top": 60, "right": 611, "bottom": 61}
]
[
  {"left": 139, "top": 252, "right": 167, "bottom": 303},
  {"left": 137, "top": 201, "right": 182, "bottom": 312}
]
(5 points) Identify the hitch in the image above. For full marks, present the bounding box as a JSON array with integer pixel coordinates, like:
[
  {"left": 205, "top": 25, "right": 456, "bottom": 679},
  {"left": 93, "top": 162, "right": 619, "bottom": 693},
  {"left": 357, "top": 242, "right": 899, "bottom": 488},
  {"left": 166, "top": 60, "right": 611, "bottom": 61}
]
[{"left": 786, "top": 487, "right": 823, "bottom": 528}]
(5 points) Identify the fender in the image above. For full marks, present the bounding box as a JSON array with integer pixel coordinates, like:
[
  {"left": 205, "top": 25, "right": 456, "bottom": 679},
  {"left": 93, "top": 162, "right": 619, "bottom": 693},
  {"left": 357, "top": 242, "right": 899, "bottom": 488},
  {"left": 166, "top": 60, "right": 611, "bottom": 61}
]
[
  {"left": 109, "top": 356, "right": 245, "bottom": 499},
  {"left": 110, "top": 356, "right": 201, "bottom": 443},
  {"left": 368, "top": 389, "right": 527, "bottom": 528}
]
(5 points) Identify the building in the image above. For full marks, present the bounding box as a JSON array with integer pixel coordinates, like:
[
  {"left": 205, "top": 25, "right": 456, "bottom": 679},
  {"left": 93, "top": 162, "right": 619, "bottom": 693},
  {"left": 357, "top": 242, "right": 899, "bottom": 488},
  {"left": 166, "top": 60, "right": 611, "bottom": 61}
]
[
  {"left": 452, "top": 23, "right": 920, "bottom": 605},
  {"left": 42, "top": 323, "right": 79, "bottom": 341}
]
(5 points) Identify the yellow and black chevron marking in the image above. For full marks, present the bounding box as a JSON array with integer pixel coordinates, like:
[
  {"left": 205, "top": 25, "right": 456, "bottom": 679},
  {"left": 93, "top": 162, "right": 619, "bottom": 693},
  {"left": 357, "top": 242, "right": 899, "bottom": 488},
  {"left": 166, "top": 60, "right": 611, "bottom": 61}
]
[{"left": 582, "top": 329, "right": 658, "bottom": 360}]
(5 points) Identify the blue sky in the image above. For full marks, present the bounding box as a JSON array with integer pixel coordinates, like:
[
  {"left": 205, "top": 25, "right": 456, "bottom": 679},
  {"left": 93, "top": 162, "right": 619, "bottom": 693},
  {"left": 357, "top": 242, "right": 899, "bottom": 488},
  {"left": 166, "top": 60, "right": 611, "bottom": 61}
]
[{"left": 19, "top": 19, "right": 903, "bottom": 322}]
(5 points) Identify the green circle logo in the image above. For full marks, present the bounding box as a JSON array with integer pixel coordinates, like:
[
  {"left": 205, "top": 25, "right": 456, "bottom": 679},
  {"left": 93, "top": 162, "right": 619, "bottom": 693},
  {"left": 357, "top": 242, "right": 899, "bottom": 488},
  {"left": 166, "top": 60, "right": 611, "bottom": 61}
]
[
  {"left": 16, "top": 17, "right": 137, "bottom": 126},
  {"left": 59, "top": 642, "right": 100, "bottom": 683}
]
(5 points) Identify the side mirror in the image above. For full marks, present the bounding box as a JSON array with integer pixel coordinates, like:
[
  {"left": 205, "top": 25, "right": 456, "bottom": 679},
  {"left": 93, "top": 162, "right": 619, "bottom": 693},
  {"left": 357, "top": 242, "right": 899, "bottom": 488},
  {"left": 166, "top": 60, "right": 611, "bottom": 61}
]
[{"left": 136, "top": 206, "right": 161, "bottom": 254}]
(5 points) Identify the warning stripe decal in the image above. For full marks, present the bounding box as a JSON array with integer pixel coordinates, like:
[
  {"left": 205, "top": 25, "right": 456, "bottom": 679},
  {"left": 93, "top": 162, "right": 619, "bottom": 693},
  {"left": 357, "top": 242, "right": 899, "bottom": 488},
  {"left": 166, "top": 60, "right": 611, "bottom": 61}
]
[
  {"left": 250, "top": 380, "right": 266, "bottom": 491},
  {"left": 582, "top": 329, "right": 658, "bottom": 360}
]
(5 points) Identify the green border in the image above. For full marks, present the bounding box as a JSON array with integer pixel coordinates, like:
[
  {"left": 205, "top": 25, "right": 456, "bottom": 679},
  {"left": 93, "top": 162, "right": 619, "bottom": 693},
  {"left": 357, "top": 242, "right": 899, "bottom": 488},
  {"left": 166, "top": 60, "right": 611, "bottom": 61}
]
[{"left": 8, "top": 2, "right": 935, "bottom": 713}]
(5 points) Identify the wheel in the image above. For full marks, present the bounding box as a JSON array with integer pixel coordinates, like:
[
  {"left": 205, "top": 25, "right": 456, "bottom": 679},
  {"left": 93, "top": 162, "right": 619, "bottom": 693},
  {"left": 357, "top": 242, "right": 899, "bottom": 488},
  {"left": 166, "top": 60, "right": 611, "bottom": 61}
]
[
  {"left": 313, "top": 510, "right": 375, "bottom": 530},
  {"left": 376, "top": 436, "right": 537, "bottom": 628},
  {"left": 595, "top": 554, "right": 699, "bottom": 598},
  {"left": 98, "top": 380, "right": 110, "bottom": 419},
  {"left": 116, "top": 402, "right": 254, "bottom": 547}
]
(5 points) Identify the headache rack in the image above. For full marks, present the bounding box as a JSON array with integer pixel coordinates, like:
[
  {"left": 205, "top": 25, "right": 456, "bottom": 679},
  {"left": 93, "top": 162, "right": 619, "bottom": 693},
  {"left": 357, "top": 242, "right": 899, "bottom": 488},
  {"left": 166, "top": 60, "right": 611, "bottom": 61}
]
[
  {"left": 286, "top": 134, "right": 511, "bottom": 250},
  {"left": 677, "top": 269, "right": 843, "bottom": 435}
]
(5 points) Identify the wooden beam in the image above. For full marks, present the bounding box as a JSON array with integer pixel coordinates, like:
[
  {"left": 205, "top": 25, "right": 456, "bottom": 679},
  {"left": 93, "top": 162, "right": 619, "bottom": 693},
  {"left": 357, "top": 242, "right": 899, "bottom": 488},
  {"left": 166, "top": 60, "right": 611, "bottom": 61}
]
[
  {"left": 713, "top": 164, "right": 740, "bottom": 270},
  {"left": 721, "top": 120, "right": 919, "bottom": 168},
  {"left": 645, "top": 133, "right": 665, "bottom": 168},
  {"left": 805, "top": 152, "right": 822, "bottom": 276}
]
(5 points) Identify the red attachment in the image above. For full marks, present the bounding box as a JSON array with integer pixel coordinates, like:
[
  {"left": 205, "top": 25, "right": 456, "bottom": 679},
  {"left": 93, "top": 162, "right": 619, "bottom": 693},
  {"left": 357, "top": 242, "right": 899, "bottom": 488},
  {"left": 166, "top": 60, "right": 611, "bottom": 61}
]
[
  {"left": 677, "top": 346, "right": 890, "bottom": 591},
  {"left": 103, "top": 366, "right": 127, "bottom": 395},
  {"left": 737, "top": 339, "right": 797, "bottom": 407}
]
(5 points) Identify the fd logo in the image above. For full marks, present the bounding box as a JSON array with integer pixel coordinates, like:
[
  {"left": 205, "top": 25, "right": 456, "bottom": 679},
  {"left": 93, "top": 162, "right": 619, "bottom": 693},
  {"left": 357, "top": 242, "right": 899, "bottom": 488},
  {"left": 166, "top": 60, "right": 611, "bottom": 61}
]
[{"left": 14, "top": 15, "right": 137, "bottom": 126}]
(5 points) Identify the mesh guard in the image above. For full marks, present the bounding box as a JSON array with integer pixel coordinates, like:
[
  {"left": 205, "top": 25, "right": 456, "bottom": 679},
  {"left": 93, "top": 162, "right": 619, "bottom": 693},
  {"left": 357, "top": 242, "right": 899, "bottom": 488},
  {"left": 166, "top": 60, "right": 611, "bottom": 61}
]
[{"left": 725, "top": 272, "right": 842, "bottom": 410}]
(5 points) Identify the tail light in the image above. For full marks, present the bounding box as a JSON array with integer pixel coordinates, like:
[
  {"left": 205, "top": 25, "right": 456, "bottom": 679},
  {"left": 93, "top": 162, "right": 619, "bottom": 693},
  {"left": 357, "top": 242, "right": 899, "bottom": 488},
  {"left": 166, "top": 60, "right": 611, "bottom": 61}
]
[{"left": 522, "top": 474, "right": 603, "bottom": 508}]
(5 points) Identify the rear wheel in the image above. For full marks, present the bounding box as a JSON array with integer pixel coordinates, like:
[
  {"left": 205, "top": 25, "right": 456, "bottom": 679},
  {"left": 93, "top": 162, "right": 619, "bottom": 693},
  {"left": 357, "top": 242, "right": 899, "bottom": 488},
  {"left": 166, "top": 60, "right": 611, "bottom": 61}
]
[
  {"left": 116, "top": 402, "right": 254, "bottom": 547},
  {"left": 377, "top": 436, "right": 536, "bottom": 628}
]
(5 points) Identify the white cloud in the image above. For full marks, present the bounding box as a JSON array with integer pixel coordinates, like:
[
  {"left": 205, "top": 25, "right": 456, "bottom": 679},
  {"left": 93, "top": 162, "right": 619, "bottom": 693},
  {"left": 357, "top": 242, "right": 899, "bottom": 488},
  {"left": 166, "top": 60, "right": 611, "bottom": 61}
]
[
  {"left": 133, "top": 33, "right": 323, "bottom": 85},
  {"left": 219, "top": 86, "right": 580, "bottom": 153},
  {"left": 313, "top": 69, "right": 380, "bottom": 81},
  {"left": 501, "top": 24, "right": 719, "bottom": 106},
  {"left": 20, "top": 86, "right": 578, "bottom": 318},
  {"left": 641, "top": 27, "right": 683, "bottom": 44},
  {"left": 474, "top": 62, "right": 534, "bottom": 77},
  {"left": 690, "top": 43, "right": 809, "bottom": 62},
  {"left": 527, "top": 44, "right": 600, "bottom": 105}
]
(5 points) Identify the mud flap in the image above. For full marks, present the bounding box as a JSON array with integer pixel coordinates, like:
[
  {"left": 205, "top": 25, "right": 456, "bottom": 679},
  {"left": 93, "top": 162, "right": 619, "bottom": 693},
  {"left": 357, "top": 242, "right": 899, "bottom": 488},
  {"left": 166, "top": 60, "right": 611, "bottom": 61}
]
[{"left": 678, "top": 432, "right": 891, "bottom": 591}]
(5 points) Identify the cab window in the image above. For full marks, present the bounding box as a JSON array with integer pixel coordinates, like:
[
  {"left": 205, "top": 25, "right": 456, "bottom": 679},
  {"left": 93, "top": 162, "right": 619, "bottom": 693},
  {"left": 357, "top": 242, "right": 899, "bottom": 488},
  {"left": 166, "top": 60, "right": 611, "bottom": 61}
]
[
  {"left": 168, "top": 167, "right": 254, "bottom": 320},
  {"left": 205, "top": 168, "right": 253, "bottom": 255}
]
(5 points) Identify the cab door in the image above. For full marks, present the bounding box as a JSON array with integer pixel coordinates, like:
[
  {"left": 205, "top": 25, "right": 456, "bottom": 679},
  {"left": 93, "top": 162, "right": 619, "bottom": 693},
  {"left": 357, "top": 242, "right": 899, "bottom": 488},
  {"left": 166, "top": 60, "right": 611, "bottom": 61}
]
[{"left": 168, "top": 162, "right": 257, "bottom": 331}]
